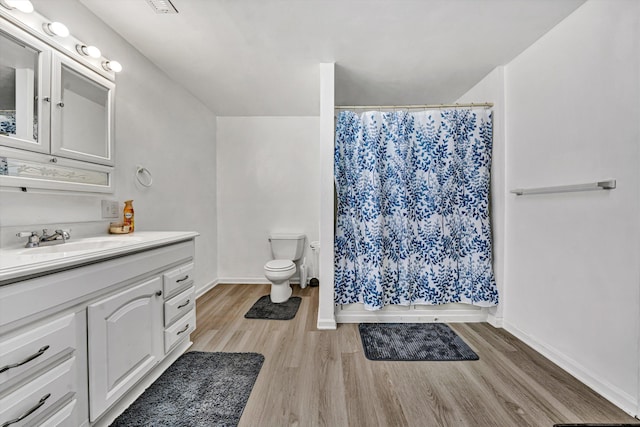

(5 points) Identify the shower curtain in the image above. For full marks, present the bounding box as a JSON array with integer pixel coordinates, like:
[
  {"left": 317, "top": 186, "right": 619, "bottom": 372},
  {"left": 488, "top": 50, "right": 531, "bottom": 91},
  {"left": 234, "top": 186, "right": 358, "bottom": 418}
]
[{"left": 334, "top": 108, "right": 498, "bottom": 310}]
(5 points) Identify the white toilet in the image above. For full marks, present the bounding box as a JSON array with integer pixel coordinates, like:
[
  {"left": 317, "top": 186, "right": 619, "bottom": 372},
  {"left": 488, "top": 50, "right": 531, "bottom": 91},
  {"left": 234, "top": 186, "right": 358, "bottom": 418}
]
[{"left": 264, "top": 233, "right": 306, "bottom": 303}]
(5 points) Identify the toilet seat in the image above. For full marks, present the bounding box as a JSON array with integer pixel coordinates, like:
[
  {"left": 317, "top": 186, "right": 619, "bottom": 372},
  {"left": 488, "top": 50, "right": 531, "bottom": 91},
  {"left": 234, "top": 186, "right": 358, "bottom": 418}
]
[
  {"left": 264, "top": 259, "right": 296, "bottom": 303},
  {"left": 265, "top": 259, "right": 295, "bottom": 271}
]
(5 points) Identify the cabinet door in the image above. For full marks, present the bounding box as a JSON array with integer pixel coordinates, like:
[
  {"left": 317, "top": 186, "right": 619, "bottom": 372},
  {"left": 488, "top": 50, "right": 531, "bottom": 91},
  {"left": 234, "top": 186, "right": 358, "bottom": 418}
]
[
  {"left": 51, "top": 54, "right": 114, "bottom": 166},
  {"left": 0, "top": 23, "right": 51, "bottom": 153},
  {"left": 87, "top": 277, "right": 163, "bottom": 422}
]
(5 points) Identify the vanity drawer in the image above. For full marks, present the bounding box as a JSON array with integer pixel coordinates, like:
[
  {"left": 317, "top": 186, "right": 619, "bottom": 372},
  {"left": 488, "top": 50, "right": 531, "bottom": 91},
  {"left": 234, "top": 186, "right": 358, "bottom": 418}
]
[
  {"left": 37, "top": 395, "right": 78, "bottom": 427},
  {"left": 164, "top": 286, "right": 195, "bottom": 327},
  {"left": 164, "top": 310, "right": 195, "bottom": 354},
  {"left": 0, "top": 313, "right": 76, "bottom": 385},
  {"left": 163, "top": 262, "right": 194, "bottom": 298},
  {"left": 0, "top": 356, "right": 76, "bottom": 427}
]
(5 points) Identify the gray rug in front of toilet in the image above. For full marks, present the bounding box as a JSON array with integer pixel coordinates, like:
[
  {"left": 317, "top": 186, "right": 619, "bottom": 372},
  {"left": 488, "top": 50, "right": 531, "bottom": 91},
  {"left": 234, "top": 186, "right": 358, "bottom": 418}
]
[
  {"left": 244, "top": 295, "right": 301, "bottom": 320},
  {"left": 110, "top": 351, "right": 263, "bottom": 427}
]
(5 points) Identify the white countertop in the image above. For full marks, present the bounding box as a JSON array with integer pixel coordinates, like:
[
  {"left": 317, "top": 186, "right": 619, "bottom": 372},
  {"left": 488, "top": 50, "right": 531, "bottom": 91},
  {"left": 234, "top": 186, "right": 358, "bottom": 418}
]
[{"left": 0, "top": 231, "right": 199, "bottom": 285}]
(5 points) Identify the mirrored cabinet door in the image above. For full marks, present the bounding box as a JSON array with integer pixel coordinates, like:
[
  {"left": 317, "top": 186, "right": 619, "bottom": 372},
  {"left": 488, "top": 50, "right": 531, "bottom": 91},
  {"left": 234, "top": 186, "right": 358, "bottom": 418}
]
[
  {"left": 0, "top": 26, "right": 51, "bottom": 153},
  {"left": 51, "top": 55, "right": 114, "bottom": 166}
]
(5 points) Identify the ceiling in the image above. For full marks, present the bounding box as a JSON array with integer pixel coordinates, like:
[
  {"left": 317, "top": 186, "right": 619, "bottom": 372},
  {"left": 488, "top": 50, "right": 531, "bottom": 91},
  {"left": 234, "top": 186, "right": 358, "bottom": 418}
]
[{"left": 75, "top": 0, "right": 584, "bottom": 116}]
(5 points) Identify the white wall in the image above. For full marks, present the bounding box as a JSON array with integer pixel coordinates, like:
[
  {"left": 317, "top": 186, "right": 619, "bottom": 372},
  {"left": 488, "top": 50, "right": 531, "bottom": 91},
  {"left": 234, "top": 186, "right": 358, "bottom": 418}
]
[
  {"left": 456, "top": 66, "right": 506, "bottom": 326},
  {"left": 216, "top": 116, "right": 320, "bottom": 283},
  {"left": 503, "top": 0, "right": 640, "bottom": 413},
  {"left": 318, "top": 63, "right": 336, "bottom": 329},
  {"left": 0, "top": 0, "right": 218, "bottom": 294}
]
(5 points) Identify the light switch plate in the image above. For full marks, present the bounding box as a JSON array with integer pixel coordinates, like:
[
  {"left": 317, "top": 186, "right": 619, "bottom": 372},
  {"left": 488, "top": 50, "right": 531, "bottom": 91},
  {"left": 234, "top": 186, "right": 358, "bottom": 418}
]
[{"left": 101, "top": 200, "right": 120, "bottom": 219}]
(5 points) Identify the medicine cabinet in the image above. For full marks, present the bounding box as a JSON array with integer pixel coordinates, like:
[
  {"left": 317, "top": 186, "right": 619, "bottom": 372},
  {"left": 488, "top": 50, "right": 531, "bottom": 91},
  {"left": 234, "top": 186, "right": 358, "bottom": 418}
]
[{"left": 0, "top": 12, "right": 115, "bottom": 192}]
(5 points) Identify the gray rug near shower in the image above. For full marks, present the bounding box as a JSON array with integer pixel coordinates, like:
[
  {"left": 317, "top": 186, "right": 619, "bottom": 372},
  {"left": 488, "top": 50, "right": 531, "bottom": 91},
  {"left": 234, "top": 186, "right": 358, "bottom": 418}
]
[
  {"left": 110, "top": 351, "right": 264, "bottom": 427},
  {"left": 244, "top": 295, "right": 301, "bottom": 320},
  {"left": 359, "top": 323, "right": 479, "bottom": 361}
]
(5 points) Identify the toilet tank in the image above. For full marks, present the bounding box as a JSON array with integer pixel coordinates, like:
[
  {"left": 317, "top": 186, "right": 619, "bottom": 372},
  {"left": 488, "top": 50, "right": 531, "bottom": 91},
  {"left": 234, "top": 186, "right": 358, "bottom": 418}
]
[{"left": 269, "top": 233, "right": 306, "bottom": 261}]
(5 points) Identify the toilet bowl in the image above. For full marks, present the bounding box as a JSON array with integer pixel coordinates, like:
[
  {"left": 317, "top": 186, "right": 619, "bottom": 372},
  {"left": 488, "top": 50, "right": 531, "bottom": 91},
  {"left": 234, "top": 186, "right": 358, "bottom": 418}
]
[
  {"left": 263, "top": 233, "right": 306, "bottom": 303},
  {"left": 264, "top": 259, "right": 296, "bottom": 303}
]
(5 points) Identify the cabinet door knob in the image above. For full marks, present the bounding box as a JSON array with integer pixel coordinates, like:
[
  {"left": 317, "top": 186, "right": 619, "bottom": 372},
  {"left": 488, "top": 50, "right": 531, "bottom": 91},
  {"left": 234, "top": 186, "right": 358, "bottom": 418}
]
[
  {"left": 42, "top": 97, "right": 50, "bottom": 102},
  {"left": 57, "top": 102, "right": 64, "bottom": 108},
  {"left": 155, "top": 290, "right": 162, "bottom": 297},
  {"left": 49, "top": 157, "right": 57, "bottom": 163}
]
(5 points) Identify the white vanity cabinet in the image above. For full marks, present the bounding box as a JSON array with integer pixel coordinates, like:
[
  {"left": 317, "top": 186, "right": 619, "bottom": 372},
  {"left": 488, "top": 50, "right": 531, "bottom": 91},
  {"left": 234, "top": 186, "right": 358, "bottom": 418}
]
[
  {"left": 0, "top": 16, "right": 115, "bottom": 166},
  {"left": 0, "top": 311, "right": 86, "bottom": 427},
  {"left": 0, "top": 235, "right": 197, "bottom": 427},
  {"left": 87, "top": 277, "right": 163, "bottom": 421},
  {"left": 0, "top": 11, "right": 115, "bottom": 193},
  {"left": 50, "top": 54, "right": 114, "bottom": 166},
  {"left": 0, "top": 22, "right": 52, "bottom": 154}
]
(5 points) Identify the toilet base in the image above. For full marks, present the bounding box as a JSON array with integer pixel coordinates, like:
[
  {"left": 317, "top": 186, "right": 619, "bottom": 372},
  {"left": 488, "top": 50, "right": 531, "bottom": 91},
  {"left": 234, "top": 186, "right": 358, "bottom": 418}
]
[{"left": 270, "top": 281, "right": 292, "bottom": 303}]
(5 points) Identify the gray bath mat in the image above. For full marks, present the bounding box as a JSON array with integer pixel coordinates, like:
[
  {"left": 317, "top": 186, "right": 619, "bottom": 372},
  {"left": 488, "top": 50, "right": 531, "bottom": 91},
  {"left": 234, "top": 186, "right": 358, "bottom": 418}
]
[
  {"left": 359, "top": 323, "right": 479, "bottom": 361},
  {"left": 244, "top": 295, "right": 301, "bottom": 320},
  {"left": 110, "top": 351, "right": 264, "bottom": 427}
]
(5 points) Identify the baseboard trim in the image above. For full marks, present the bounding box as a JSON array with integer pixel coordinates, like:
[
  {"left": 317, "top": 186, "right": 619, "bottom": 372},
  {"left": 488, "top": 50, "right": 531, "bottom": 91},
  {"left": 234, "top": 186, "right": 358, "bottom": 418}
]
[
  {"left": 503, "top": 321, "right": 637, "bottom": 417},
  {"left": 317, "top": 317, "right": 337, "bottom": 330},
  {"left": 215, "top": 277, "right": 270, "bottom": 285},
  {"left": 196, "top": 279, "right": 219, "bottom": 299},
  {"left": 487, "top": 313, "right": 503, "bottom": 328},
  {"left": 336, "top": 305, "right": 488, "bottom": 324},
  {"left": 215, "top": 277, "right": 306, "bottom": 286}
]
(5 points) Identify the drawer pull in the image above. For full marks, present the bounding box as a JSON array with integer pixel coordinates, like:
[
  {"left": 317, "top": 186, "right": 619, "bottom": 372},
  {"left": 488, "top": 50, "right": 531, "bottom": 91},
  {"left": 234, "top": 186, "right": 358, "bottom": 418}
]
[
  {"left": 176, "top": 324, "right": 189, "bottom": 335},
  {"left": 177, "top": 299, "right": 191, "bottom": 309},
  {"left": 176, "top": 275, "right": 190, "bottom": 283},
  {"left": 0, "top": 345, "right": 50, "bottom": 373},
  {"left": 1, "top": 393, "right": 51, "bottom": 427}
]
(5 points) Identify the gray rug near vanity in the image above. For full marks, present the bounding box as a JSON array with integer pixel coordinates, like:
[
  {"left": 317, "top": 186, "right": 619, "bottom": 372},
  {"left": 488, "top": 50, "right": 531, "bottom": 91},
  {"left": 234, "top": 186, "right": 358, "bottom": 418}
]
[{"left": 110, "top": 351, "right": 264, "bottom": 427}]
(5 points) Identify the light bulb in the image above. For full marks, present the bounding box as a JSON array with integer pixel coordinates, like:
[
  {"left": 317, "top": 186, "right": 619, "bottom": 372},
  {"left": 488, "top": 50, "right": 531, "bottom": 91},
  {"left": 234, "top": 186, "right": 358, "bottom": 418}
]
[
  {"left": 86, "top": 45, "right": 101, "bottom": 58},
  {"left": 76, "top": 44, "right": 101, "bottom": 59},
  {"left": 43, "top": 22, "right": 69, "bottom": 38},
  {"left": 1, "top": 0, "right": 34, "bottom": 13},
  {"left": 102, "top": 60, "right": 122, "bottom": 73}
]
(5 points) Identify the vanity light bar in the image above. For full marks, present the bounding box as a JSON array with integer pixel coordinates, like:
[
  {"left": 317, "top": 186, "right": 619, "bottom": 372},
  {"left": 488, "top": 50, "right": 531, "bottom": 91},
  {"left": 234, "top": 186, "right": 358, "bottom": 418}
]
[{"left": 0, "top": 2, "right": 124, "bottom": 75}]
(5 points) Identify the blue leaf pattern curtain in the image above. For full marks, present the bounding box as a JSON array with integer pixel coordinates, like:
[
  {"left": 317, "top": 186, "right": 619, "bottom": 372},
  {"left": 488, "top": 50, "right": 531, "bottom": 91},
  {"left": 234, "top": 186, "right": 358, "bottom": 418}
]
[{"left": 334, "top": 109, "right": 498, "bottom": 310}]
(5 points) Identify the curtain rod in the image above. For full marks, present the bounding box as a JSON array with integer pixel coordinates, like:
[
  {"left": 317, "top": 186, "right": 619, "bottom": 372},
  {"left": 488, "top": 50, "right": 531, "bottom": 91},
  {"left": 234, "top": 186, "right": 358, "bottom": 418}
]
[{"left": 335, "top": 102, "right": 493, "bottom": 110}]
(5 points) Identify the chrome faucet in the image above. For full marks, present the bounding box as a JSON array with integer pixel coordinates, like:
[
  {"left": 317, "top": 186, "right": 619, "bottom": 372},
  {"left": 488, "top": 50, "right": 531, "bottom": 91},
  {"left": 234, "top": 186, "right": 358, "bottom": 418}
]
[{"left": 17, "top": 229, "right": 71, "bottom": 248}]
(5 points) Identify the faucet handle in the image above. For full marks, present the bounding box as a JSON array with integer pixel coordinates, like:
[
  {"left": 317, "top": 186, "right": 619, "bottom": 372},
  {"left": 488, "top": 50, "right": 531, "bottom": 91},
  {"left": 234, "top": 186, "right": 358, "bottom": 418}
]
[
  {"left": 17, "top": 231, "right": 40, "bottom": 248},
  {"left": 55, "top": 229, "right": 71, "bottom": 240},
  {"left": 17, "top": 231, "right": 37, "bottom": 238}
]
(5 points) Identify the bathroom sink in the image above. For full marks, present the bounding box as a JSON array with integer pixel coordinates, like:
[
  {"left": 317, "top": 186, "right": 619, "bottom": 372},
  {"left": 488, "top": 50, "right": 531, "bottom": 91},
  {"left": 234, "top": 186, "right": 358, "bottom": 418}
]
[
  {"left": 16, "top": 236, "right": 144, "bottom": 255},
  {"left": 0, "top": 232, "right": 199, "bottom": 286}
]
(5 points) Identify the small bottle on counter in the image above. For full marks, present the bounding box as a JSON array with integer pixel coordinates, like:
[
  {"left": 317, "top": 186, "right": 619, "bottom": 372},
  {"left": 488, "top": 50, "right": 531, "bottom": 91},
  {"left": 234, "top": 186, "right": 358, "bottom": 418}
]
[{"left": 123, "top": 200, "right": 134, "bottom": 233}]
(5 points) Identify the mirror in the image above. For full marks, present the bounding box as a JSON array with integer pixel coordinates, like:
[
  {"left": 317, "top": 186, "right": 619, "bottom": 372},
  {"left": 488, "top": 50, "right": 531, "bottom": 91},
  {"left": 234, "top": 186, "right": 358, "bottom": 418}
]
[
  {"left": 59, "top": 63, "right": 109, "bottom": 159},
  {"left": 0, "top": 29, "right": 39, "bottom": 142}
]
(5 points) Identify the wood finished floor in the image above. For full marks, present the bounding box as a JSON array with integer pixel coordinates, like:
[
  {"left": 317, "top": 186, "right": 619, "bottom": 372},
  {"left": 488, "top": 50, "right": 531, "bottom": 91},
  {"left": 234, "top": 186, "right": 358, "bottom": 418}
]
[{"left": 192, "top": 284, "right": 639, "bottom": 427}]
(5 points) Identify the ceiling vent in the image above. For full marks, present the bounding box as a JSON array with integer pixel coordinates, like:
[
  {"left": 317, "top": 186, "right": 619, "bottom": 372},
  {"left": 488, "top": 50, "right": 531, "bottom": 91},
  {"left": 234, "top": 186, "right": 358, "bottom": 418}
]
[{"left": 145, "top": 0, "right": 178, "bottom": 14}]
